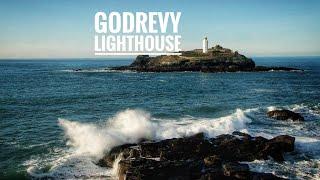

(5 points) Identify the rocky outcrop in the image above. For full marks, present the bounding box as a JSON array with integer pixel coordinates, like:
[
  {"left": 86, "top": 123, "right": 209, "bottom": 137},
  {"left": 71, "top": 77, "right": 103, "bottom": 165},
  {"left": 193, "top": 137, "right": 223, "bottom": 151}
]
[
  {"left": 267, "top": 110, "right": 304, "bottom": 121},
  {"left": 98, "top": 132, "right": 294, "bottom": 179},
  {"left": 111, "top": 46, "right": 302, "bottom": 73},
  {"left": 113, "top": 53, "right": 256, "bottom": 72}
]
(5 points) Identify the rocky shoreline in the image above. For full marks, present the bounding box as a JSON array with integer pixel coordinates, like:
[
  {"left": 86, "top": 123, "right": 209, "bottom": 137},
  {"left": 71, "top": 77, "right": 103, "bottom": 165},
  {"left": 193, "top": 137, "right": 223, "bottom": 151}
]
[
  {"left": 98, "top": 131, "right": 295, "bottom": 180},
  {"left": 110, "top": 46, "right": 301, "bottom": 73},
  {"left": 96, "top": 109, "right": 305, "bottom": 180}
]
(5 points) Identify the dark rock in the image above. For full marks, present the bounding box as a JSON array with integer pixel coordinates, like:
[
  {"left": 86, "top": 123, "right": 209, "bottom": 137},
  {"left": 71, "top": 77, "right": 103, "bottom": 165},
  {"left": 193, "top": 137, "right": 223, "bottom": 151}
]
[
  {"left": 267, "top": 110, "right": 304, "bottom": 121},
  {"left": 209, "top": 134, "right": 269, "bottom": 162},
  {"left": 204, "top": 155, "right": 221, "bottom": 167},
  {"left": 118, "top": 158, "right": 203, "bottom": 180},
  {"left": 259, "top": 135, "right": 295, "bottom": 162},
  {"left": 118, "top": 157, "right": 283, "bottom": 180},
  {"left": 140, "top": 132, "right": 213, "bottom": 161},
  {"left": 222, "top": 162, "right": 250, "bottom": 179},
  {"left": 98, "top": 132, "right": 293, "bottom": 179},
  {"left": 97, "top": 143, "right": 137, "bottom": 167},
  {"left": 269, "top": 135, "right": 295, "bottom": 152}
]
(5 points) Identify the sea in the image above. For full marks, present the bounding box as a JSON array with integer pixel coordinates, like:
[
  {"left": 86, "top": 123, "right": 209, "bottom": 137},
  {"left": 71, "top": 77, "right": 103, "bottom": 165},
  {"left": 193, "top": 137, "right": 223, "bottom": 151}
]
[{"left": 0, "top": 57, "right": 319, "bottom": 179}]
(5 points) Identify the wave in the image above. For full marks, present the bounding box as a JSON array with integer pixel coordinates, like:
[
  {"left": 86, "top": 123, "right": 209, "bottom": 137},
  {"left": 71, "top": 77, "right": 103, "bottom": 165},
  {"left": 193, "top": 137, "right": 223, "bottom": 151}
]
[
  {"left": 58, "top": 108, "right": 252, "bottom": 159},
  {"left": 27, "top": 104, "right": 320, "bottom": 179},
  {"left": 26, "top": 154, "right": 114, "bottom": 179},
  {"left": 27, "top": 108, "right": 252, "bottom": 179}
]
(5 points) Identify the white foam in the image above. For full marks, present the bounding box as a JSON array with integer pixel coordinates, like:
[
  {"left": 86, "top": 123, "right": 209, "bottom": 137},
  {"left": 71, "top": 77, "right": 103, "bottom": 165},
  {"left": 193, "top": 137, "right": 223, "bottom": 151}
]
[
  {"left": 246, "top": 159, "right": 320, "bottom": 179},
  {"left": 265, "top": 104, "right": 320, "bottom": 122},
  {"left": 28, "top": 108, "right": 252, "bottom": 178},
  {"left": 111, "top": 153, "right": 123, "bottom": 177},
  {"left": 58, "top": 109, "right": 157, "bottom": 158},
  {"left": 27, "top": 154, "right": 113, "bottom": 179},
  {"left": 58, "top": 108, "right": 252, "bottom": 159},
  {"left": 267, "top": 106, "right": 277, "bottom": 112},
  {"left": 295, "top": 137, "right": 320, "bottom": 157},
  {"left": 252, "top": 88, "right": 276, "bottom": 93},
  {"left": 291, "top": 104, "right": 320, "bottom": 117},
  {"left": 28, "top": 106, "right": 320, "bottom": 179}
]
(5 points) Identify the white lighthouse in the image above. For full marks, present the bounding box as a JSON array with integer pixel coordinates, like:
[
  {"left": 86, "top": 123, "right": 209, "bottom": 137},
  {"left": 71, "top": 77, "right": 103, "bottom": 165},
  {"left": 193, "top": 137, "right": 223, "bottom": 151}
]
[{"left": 202, "top": 37, "right": 208, "bottom": 53}]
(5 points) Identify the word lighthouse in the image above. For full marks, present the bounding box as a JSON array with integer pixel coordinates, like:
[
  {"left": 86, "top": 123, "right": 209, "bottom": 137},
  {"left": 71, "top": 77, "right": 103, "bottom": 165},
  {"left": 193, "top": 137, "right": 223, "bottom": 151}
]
[{"left": 94, "top": 12, "right": 182, "bottom": 55}]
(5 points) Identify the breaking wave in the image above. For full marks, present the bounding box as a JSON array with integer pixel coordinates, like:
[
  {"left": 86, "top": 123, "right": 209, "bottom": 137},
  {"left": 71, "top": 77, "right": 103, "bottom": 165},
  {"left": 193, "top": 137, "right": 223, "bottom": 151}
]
[
  {"left": 27, "top": 108, "right": 252, "bottom": 179},
  {"left": 58, "top": 108, "right": 252, "bottom": 159},
  {"left": 27, "top": 104, "right": 320, "bottom": 179}
]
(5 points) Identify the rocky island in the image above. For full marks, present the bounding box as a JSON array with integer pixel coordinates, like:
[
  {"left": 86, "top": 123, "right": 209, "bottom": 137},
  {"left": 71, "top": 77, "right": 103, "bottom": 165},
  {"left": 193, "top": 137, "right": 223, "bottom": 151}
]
[{"left": 111, "top": 45, "right": 301, "bottom": 73}]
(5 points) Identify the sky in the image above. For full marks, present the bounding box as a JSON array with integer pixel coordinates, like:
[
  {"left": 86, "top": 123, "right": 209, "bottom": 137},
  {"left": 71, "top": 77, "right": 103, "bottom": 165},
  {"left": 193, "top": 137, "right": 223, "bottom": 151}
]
[{"left": 0, "top": 0, "right": 320, "bottom": 59}]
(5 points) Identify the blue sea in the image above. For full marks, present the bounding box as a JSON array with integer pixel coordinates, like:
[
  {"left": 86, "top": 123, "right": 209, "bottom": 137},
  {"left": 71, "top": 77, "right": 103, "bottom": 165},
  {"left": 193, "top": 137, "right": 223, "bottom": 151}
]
[{"left": 0, "top": 57, "right": 320, "bottom": 179}]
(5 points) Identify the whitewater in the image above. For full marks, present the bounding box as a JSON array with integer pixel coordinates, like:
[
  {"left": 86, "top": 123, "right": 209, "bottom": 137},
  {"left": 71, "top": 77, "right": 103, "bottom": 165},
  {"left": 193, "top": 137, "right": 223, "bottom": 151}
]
[{"left": 26, "top": 104, "right": 320, "bottom": 179}]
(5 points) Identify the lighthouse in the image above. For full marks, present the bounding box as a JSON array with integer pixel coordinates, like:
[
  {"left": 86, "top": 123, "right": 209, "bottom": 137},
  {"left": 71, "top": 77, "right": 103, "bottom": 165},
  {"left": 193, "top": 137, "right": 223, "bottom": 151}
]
[{"left": 202, "top": 37, "right": 208, "bottom": 53}]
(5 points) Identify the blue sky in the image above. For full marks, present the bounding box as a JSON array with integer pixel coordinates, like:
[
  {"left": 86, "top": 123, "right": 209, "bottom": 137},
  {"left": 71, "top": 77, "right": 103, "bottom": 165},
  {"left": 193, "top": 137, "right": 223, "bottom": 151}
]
[{"left": 0, "top": 0, "right": 319, "bottom": 58}]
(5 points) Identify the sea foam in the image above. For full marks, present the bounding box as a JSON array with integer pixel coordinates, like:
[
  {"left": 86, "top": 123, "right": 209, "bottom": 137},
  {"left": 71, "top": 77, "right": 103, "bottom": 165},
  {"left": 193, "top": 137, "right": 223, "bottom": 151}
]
[
  {"left": 58, "top": 108, "right": 252, "bottom": 159},
  {"left": 28, "top": 106, "right": 320, "bottom": 179}
]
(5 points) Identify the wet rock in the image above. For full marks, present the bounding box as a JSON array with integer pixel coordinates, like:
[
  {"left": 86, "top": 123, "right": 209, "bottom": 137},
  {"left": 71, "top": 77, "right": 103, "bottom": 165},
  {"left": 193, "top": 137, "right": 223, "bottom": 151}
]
[
  {"left": 259, "top": 135, "right": 295, "bottom": 162},
  {"left": 222, "top": 162, "right": 250, "bottom": 179},
  {"left": 140, "top": 132, "right": 213, "bottom": 160},
  {"left": 267, "top": 110, "right": 304, "bottom": 121},
  {"left": 209, "top": 134, "right": 269, "bottom": 162},
  {"left": 204, "top": 155, "right": 221, "bottom": 167},
  {"left": 99, "top": 132, "right": 293, "bottom": 179},
  {"left": 98, "top": 143, "right": 137, "bottom": 167},
  {"left": 118, "top": 158, "right": 283, "bottom": 180}
]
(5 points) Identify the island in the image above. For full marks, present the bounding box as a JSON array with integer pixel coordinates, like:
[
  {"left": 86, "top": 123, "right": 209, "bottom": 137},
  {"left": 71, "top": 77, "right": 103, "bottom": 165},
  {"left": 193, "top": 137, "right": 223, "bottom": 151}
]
[
  {"left": 109, "top": 36, "right": 301, "bottom": 73},
  {"left": 112, "top": 44, "right": 301, "bottom": 73}
]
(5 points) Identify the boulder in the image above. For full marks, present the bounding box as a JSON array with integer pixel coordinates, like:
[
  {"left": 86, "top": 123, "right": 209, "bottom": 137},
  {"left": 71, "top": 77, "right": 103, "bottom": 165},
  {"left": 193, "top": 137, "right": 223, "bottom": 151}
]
[
  {"left": 259, "top": 135, "right": 295, "bottom": 162},
  {"left": 98, "top": 132, "right": 293, "bottom": 179},
  {"left": 267, "top": 110, "right": 304, "bottom": 121}
]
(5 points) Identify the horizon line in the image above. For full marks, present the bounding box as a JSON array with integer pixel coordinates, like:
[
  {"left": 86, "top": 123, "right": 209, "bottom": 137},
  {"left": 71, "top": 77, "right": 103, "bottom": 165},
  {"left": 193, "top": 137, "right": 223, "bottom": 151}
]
[{"left": 1, "top": 55, "right": 320, "bottom": 60}]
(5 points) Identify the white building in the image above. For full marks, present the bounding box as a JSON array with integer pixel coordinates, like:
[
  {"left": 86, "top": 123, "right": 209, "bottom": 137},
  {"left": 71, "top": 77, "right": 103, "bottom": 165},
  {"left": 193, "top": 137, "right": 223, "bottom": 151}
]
[{"left": 202, "top": 37, "right": 208, "bottom": 53}]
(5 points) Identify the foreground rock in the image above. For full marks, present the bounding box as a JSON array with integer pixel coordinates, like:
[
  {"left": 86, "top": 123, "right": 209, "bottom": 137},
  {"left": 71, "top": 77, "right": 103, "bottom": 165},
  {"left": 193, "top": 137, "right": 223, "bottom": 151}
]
[
  {"left": 111, "top": 45, "right": 301, "bottom": 73},
  {"left": 267, "top": 110, "right": 304, "bottom": 121},
  {"left": 98, "top": 132, "right": 295, "bottom": 179}
]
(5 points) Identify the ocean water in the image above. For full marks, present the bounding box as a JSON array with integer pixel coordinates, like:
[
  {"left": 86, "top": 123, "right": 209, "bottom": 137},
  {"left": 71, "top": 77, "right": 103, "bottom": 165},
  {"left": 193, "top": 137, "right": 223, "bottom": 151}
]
[{"left": 0, "top": 57, "right": 320, "bottom": 179}]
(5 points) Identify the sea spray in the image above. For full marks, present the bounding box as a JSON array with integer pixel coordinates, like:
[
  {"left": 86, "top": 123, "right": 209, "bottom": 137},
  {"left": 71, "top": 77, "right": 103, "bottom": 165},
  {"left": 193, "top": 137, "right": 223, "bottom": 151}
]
[
  {"left": 28, "top": 106, "right": 320, "bottom": 179},
  {"left": 58, "top": 108, "right": 252, "bottom": 159},
  {"left": 58, "top": 109, "right": 156, "bottom": 158},
  {"left": 112, "top": 153, "right": 123, "bottom": 178}
]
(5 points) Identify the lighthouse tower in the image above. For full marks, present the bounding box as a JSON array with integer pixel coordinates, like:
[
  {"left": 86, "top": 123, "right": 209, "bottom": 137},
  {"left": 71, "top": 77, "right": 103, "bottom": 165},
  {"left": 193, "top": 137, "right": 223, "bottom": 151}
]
[{"left": 202, "top": 37, "right": 208, "bottom": 53}]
